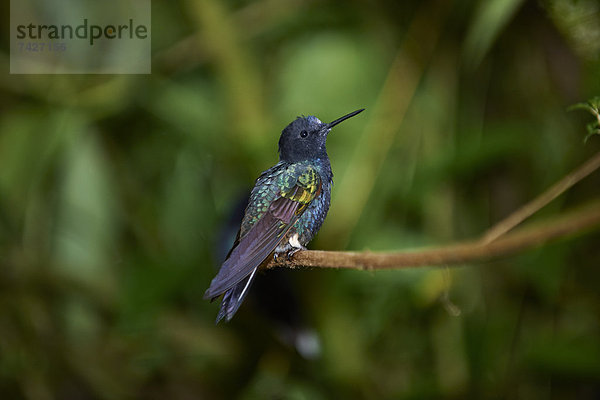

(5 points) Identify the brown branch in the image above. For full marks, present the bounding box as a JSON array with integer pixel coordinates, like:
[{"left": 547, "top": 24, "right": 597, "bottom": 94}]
[
  {"left": 267, "top": 150, "right": 600, "bottom": 271},
  {"left": 267, "top": 200, "right": 600, "bottom": 270}
]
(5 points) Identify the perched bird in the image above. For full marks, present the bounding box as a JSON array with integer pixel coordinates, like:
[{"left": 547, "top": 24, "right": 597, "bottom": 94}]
[{"left": 205, "top": 109, "right": 365, "bottom": 323}]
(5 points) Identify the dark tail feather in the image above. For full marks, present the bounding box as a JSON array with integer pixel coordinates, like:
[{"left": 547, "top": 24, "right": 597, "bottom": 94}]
[{"left": 215, "top": 267, "right": 258, "bottom": 324}]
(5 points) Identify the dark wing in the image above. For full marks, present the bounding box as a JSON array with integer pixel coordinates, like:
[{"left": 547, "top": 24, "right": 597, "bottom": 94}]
[{"left": 204, "top": 166, "right": 321, "bottom": 300}]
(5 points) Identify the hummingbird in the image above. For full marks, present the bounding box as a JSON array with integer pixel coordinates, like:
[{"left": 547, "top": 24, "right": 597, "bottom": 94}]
[{"left": 204, "top": 108, "right": 365, "bottom": 323}]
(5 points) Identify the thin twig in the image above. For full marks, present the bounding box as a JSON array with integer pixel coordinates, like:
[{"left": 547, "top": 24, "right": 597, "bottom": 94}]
[
  {"left": 481, "top": 151, "right": 600, "bottom": 243},
  {"left": 268, "top": 199, "right": 600, "bottom": 270}
]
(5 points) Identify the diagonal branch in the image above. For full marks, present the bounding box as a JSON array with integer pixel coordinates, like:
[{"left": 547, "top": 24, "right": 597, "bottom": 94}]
[{"left": 481, "top": 151, "right": 600, "bottom": 243}]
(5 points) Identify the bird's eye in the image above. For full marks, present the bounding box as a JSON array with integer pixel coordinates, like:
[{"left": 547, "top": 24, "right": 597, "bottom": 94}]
[{"left": 300, "top": 130, "right": 308, "bottom": 138}]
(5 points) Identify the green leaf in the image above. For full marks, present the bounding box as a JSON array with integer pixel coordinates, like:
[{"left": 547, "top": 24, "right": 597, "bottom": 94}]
[{"left": 569, "top": 96, "right": 600, "bottom": 143}]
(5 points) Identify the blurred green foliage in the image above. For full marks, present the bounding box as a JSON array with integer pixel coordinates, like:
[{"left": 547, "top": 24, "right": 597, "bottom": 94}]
[{"left": 1, "top": 0, "right": 600, "bottom": 399}]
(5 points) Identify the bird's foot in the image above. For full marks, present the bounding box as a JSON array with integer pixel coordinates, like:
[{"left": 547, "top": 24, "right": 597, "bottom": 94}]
[
  {"left": 286, "top": 244, "right": 307, "bottom": 260},
  {"left": 286, "top": 233, "right": 307, "bottom": 260}
]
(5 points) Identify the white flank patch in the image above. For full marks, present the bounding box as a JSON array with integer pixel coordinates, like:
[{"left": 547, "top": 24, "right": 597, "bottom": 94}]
[{"left": 289, "top": 233, "right": 302, "bottom": 249}]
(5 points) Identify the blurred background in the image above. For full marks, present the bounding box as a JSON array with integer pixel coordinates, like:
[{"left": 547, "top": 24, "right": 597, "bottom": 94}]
[{"left": 1, "top": 0, "right": 600, "bottom": 398}]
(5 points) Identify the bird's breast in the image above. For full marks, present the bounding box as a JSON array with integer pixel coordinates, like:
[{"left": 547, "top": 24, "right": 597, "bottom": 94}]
[{"left": 292, "top": 185, "right": 331, "bottom": 245}]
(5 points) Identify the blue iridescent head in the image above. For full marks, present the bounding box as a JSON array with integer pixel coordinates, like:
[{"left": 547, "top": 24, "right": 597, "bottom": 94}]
[{"left": 278, "top": 109, "right": 364, "bottom": 163}]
